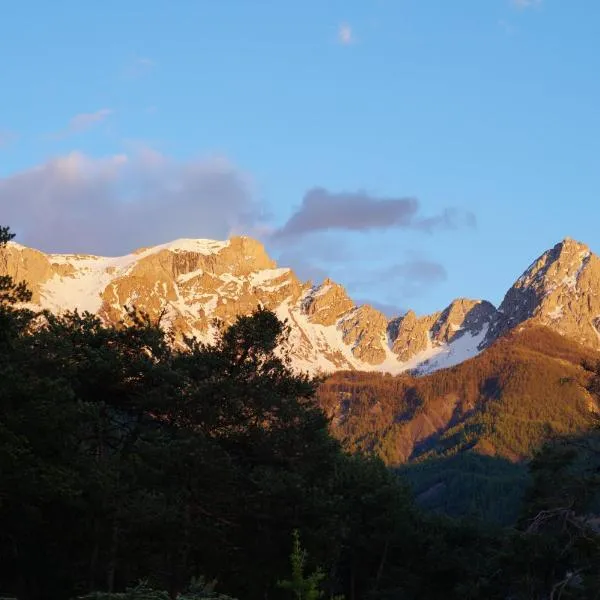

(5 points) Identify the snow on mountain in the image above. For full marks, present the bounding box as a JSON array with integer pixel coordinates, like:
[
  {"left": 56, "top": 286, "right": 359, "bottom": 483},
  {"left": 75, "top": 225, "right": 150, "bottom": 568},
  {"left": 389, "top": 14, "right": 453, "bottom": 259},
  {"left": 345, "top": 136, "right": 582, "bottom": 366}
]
[{"left": 1, "top": 236, "right": 499, "bottom": 375}]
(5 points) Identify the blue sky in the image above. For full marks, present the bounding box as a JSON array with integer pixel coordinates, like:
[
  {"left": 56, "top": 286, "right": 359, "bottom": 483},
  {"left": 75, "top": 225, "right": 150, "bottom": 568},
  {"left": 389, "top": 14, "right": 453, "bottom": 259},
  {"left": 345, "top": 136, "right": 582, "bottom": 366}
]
[{"left": 1, "top": 0, "right": 599, "bottom": 316}]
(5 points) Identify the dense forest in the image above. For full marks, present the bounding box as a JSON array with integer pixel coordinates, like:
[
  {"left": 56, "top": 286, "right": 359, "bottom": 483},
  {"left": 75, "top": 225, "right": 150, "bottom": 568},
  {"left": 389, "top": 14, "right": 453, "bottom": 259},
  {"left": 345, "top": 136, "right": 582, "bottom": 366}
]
[
  {"left": 317, "top": 326, "right": 600, "bottom": 524},
  {"left": 3, "top": 225, "right": 600, "bottom": 599}
]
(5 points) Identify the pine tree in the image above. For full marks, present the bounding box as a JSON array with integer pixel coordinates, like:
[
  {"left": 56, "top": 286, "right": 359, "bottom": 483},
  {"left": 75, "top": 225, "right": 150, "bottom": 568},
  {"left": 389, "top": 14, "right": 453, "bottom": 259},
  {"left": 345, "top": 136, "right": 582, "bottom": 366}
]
[{"left": 278, "top": 531, "right": 328, "bottom": 600}]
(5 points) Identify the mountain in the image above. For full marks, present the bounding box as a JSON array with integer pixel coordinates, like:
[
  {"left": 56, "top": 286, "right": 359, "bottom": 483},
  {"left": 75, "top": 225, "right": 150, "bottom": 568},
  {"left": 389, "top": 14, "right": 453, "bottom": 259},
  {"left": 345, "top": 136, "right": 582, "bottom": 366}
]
[
  {"left": 319, "top": 324, "right": 600, "bottom": 465},
  {"left": 2, "top": 235, "right": 599, "bottom": 375},
  {"left": 317, "top": 324, "right": 600, "bottom": 523},
  {"left": 486, "top": 237, "right": 600, "bottom": 349},
  {"left": 1, "top": 236, "right": 497, "bottom": 374}
]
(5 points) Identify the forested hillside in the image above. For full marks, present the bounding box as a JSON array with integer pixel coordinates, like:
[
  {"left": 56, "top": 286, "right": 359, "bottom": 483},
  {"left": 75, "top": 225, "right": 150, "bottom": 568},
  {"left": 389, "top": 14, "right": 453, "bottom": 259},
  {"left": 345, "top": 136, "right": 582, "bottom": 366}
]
[
  {"left": 4, "top": 224, "right": 600, "bottom": 599},
  {"left": 317, "top": 326, "right": 600, "bottom": 523}
]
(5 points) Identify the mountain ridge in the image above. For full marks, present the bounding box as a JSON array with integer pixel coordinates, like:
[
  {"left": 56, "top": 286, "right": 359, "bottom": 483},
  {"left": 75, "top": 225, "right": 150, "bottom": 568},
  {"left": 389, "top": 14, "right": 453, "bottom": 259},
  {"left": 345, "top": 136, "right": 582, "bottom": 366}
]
[{"left": 3, "top": 234, "right": 600, "bottom": 375}]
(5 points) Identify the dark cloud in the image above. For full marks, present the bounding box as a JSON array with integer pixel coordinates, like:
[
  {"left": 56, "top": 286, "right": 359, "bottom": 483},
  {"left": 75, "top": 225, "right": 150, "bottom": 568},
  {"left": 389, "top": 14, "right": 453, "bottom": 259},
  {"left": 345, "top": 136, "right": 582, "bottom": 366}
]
[
  {"left": 272, "top": 188, "right": 418, "bottom": 239},
  {"left": 271, "top": 187, "right": 475, "bottom": 240},
  {"left": 0, "top": 150, "right": 259, "bottom": 255}
]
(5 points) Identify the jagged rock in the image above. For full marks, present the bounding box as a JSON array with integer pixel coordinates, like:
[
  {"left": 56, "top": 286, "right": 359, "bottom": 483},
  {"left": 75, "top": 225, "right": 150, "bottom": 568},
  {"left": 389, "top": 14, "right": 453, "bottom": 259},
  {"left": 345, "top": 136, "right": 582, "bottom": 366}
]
[
  {"left": 388, "top": 310, "right": 440, "bottom": 361},
  {"left": 302, "top": 279, "right": 355, "bottom": 326},
  {"left": 486, "top": 238, "right": 600, "bottom": 350},
  {"left": 11, "top": 234, "right": 597, "bottom": 375},
  {"left": 338, "top": 305, "right": 388, "bottom": 364},
  {"left": 431, "top": 298, "right": 498, "bottom": 343}
]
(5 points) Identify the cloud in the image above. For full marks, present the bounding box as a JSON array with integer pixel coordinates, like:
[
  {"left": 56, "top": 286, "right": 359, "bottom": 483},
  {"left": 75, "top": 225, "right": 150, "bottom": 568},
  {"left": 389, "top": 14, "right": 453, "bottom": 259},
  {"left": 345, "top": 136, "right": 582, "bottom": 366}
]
[
  {"left": 0, "top": 150, "right": 259, "bottom": 255},
  {"left": 68, "top": 109, "right": 113, "bottom": 133},
  {"left": 511, "top": 0, "right": 542, "bottom": 8},
  {"left": 338, "top": 23, "right": 354, "bottom": 45},
  {"left": 50, "top": 109, "right": 114, "bottom": 139},
  {"left": 415, "top": 207, "right": 477, "bottom": 232},
  {"left": 270, "top": 187, "right": 475, "bottom": 240}
]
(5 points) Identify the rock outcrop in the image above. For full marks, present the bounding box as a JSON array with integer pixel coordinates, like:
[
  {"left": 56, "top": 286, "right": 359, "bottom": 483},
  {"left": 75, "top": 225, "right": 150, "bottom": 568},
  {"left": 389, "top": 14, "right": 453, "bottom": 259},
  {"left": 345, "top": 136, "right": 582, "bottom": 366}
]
[
  {"left": 486, "top": 238, "right": 600, "bottom": 349},
  {"left": 5, "top": 234, "right": 597, "bottom": 375}
]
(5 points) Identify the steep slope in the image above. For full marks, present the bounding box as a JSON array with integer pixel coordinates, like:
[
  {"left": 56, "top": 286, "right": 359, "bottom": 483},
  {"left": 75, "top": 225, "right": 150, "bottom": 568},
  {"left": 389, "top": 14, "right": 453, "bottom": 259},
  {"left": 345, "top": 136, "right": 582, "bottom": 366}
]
[
  {"left": 1, "top": 237, "right": 496, "bottom": 374},
  {"left": 318, "top": 324, "right": 600, "bottom": 466},
  {"left": 486, "top": 237, "right": 600, "bottom": 349}
]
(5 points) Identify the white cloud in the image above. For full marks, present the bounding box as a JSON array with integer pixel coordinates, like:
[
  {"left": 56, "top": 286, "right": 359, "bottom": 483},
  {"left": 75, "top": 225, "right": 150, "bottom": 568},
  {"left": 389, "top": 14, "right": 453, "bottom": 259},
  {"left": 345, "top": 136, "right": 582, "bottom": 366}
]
[
  {"left": 338, "top": 23, "right": 354, "bottom": 45},
  {"left": 0, "top": 150, "right": 259, "bottom": 254}
]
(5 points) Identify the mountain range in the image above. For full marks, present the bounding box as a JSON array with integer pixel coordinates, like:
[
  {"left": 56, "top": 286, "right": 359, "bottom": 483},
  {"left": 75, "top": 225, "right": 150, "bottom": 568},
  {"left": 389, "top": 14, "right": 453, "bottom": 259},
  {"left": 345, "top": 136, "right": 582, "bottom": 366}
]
[{"left": 3, "top": 235, "right": 600, "bottom": 375}]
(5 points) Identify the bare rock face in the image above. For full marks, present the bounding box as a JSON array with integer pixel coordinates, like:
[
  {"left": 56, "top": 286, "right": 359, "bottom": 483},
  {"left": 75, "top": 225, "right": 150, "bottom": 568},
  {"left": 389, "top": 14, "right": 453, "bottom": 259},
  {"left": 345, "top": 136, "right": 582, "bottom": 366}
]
[
  {"left": 302, "top": 279, "right": 355, "bottom": 326},
  {"left": 431, "top": 298, "right": 498, "bottom": 343},
  {"left": 9, "top": 234, "right": 597, "bottom": 375},
  {"left": 388, "top": 310, "right": 440, "bottom": 361},
  {"left": 1, "top": 244, "right": 57, "bottom": 303},
  {"left": 339, "top": 305, "right": 389, "bottom": 364},
  {"left": 385, "top": 299, "right": 498, "bottom": 369},
  {"left": 487, "top": 238, "right": 600, "bottom": 349}
]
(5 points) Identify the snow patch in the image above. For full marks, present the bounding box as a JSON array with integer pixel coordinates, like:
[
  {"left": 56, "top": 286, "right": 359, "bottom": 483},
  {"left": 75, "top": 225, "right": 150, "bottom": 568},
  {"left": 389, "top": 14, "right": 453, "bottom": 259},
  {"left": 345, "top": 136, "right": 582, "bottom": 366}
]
[{"left": 249, "top": 268, "right": 290, "bottom": 286}]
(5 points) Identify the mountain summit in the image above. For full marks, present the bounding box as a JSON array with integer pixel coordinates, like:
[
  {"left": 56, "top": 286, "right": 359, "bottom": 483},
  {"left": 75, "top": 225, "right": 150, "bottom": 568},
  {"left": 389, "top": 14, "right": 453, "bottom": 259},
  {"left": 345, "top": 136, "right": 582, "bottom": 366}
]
[
  {"left": 486, "top": 237, "right": 600, "bottom": 349},
  {"left": 2, "top": 235, "right": 599, "bottom": 374}
]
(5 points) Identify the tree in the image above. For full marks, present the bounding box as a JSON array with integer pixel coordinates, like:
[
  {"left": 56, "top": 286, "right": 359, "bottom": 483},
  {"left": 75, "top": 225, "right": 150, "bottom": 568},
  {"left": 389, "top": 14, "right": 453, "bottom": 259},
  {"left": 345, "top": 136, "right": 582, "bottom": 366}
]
[{"left": 278, "top": 530, "right": 339, "bottom": 600}]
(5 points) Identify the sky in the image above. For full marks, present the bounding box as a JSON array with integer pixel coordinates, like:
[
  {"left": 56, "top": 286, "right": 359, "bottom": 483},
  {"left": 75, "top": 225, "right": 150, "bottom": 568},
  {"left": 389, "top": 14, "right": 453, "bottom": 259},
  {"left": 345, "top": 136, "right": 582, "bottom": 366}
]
[{"left": 1, "top": 0, "right": 600, "bottom": 316}]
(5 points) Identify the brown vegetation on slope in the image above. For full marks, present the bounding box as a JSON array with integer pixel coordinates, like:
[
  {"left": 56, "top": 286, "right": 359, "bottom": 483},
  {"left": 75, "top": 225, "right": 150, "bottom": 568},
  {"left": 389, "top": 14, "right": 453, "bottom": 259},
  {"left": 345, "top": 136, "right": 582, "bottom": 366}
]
[{"left": 317, "top": 324, "right": 600, "bottom": 466}]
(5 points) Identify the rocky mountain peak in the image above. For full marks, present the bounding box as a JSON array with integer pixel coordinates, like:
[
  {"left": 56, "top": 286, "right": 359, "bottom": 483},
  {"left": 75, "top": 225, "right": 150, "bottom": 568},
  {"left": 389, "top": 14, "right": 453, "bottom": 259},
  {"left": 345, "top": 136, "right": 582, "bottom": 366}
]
[
  {"left": 487, "top": 237, "right": 600, "bottom": 348},
  {"left": 431, "top": 298, "right": 497, "bottom": 344},
  {"left": 5, "top": 234, "right": 598, "bottom": 376},
  {"left": 302, "top": 279, "right": 355, "bottom": 326}
]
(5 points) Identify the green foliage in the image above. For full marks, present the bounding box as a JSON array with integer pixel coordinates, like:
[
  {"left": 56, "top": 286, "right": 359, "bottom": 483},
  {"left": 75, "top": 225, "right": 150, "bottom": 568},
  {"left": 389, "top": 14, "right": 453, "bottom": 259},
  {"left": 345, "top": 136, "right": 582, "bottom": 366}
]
[
  {"left": 278, "top": 531, "right": 329, "bottom": 600},
  {"left": 6, "top": 222, "right": 600, "bottom": 600},
  {"left": 0, "top": 227, "right": 417, "bottom": 599}
]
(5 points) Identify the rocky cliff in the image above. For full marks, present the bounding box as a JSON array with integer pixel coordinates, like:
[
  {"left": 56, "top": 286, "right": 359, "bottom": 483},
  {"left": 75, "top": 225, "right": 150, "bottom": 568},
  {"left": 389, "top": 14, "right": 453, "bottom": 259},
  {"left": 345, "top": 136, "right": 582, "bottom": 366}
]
[
  {"left": 4, "top": 235, "right": 599, "bottom": 374},
  {"left": 1, "top": 236, "right": 500, "bottom": 374},
  {"left": 486, "top": 238, "right": 600, "bottom": 349}
]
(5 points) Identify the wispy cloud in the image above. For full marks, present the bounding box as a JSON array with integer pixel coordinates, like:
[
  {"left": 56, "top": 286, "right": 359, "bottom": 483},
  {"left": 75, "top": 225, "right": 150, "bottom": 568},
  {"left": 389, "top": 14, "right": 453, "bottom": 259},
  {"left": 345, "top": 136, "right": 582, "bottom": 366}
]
[
  {"left": 337, "top": 23, "right": 355, "bottom": 45},
  {"left": 68, "top": 109, "right": 113, "bottom": 133},
  {"left": 511, "top": 0, "right": 542, "bottom": 9},
  {"left": 0, "top": 150, "right": 259, "bottom": 254},
  {"left": 270, "top": 187, "right": 475, "bottom": 240},
  {"left": 50, "top": 109, "right": 114, "bottom": 139}
]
